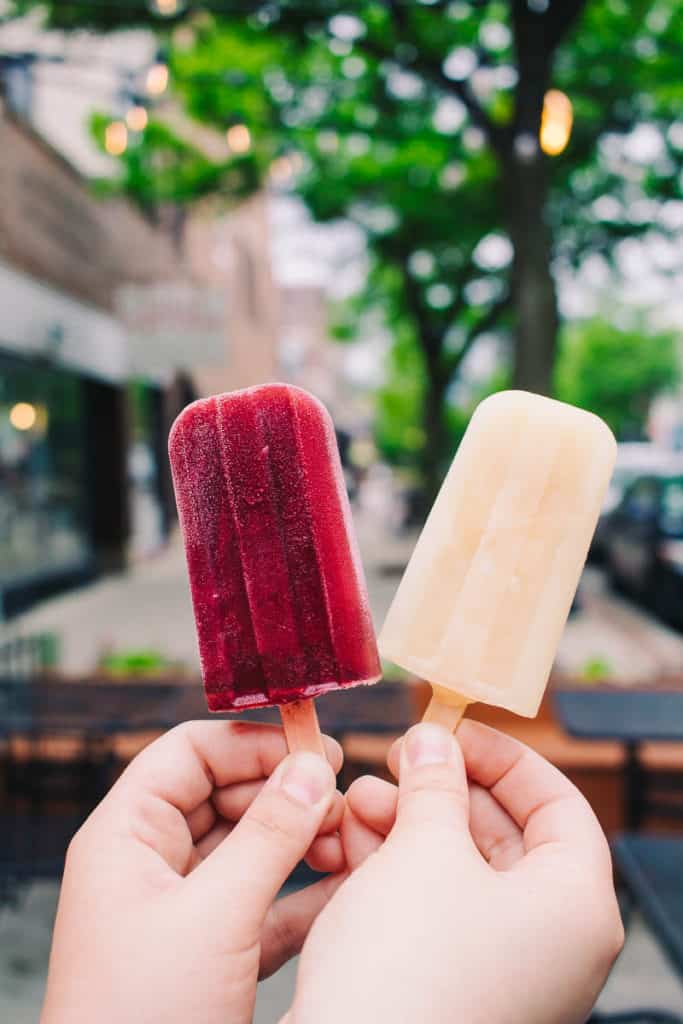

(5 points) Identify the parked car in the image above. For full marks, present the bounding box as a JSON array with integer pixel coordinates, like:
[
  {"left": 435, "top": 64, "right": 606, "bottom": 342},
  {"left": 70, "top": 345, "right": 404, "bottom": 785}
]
[
  {"left": 591, "top": 444, "right": 683, "bottom": 561},
  {"left": 604, "top": 472, "right": 683, "bottom": 626}
]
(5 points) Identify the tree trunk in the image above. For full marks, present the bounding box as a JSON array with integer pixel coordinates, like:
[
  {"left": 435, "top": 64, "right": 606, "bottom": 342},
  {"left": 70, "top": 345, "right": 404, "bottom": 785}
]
[
  {"left": 417, "top": 357, "right": 450, "bottom": 516},
  {"left": 504, "top": 152, "right": 559, "bottom": 395}
]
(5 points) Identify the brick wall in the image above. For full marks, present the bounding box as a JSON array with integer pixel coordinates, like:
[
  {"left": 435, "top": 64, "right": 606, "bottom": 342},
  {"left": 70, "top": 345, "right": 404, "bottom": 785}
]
[{"left": 0, "top": 101, "right": 179, "bottom": 312}]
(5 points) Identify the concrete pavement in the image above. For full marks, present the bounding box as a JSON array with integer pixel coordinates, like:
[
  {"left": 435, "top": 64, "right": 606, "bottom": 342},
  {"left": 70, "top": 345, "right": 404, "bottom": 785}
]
[
  {"left": 2, "top": 879, "right": 682, "bottom": 1021},
  {"left": 2, "top": 509, "right": 414, "bottom": 677},
  {"left": 557, "top": 567, "right": 683, "bottom": 684},
  {"left": 5, "top": 516, "right": 683, "bottom": 687}
]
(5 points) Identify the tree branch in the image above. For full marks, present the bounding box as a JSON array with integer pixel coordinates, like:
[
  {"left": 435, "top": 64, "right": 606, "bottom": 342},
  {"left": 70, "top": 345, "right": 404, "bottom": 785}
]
[
  {"left": 509, "top": 0, "right": 590, "bottom": 137},
  {"left": 444, "top": 290, "right": 511, "bottom": 377},
  {"left": 362, "top": 3, "right": 507, "bottom": 156},
  {"left": 544, "top": 0, "right": 591, "bottom": 53}
]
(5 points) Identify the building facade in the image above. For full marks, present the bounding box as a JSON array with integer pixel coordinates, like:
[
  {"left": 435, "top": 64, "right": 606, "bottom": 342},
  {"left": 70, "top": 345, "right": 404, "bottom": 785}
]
[
  {"left": 0, "top": 100, "right": 278, "bottom": 618},
  {"left": 182, "top": 194, "right": 279, "bottom": 397}
]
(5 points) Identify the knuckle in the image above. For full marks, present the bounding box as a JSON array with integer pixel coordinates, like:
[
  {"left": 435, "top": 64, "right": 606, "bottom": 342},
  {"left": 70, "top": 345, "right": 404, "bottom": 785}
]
[
  {"left": 65, "top": 825, "right": 85, "bottom": 861},
  {"left": 482, "top": 832, "right": 519, "bottom": 865},
  {"left": 572, "top": 879, "right": 624, "bottom": 970},
  {"left": 400, "top": 793, "right": 467, "bottom": 833},
  {"left": 163, "top": 719, "right": 205, "bottom": 748},
  {"left": 597, "top": 900, "right": 625, "bottom": 964},
  {"left": 404, "top": 774, "right": 469, "bottom": 811},
  {"left": 245, "top": 800, "right": 301, "bottom": 848},
  {"left": 64, "top": 817, "right": 94, "bottom": 867},
  {"left": 129, "top": 792, "right": 185, "bottom": 850}
]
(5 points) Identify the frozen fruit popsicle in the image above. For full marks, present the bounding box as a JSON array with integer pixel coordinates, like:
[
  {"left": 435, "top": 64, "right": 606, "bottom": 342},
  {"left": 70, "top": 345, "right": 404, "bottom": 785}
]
[
  {"left": 169, "top": 383, "right": 381, "bottom": 752},
  {"left": 379, "top": 391, "right": 616, "bottom": 731}
]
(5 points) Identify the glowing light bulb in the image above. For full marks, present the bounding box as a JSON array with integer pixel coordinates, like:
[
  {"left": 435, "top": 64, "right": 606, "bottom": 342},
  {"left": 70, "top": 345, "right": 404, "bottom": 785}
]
[
  {"left": 105, "top": 121, "right": 128, "bottom": 156},
  {"left": 146, "top": 61, "right": 170, "bottom": 97},
  {"left": 126, "top": 105, "right": 149, "bottom": 132},
  {"left": 540, "top": 89, "right": 573, "bottom": 156},
  {"left": 269, "top": 153, "right": 304, "bottom": 185},
  {"left": 226, "top": 123, "right": 251, "bottom": 154},
  {"left": 148, "top": 0, "right": 185, "bottom": 15},
  {"left": 9, "top": 402, "right": 37, "bottom": 431},
  {"left": 269, "top": 156, "right": 293, "bottom": 184}
]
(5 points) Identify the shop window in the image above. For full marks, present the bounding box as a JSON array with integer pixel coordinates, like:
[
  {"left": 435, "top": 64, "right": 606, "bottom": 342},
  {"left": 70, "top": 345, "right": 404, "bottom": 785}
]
[{"left": 0, "top": 353, "right": 92, "bottom": 588}]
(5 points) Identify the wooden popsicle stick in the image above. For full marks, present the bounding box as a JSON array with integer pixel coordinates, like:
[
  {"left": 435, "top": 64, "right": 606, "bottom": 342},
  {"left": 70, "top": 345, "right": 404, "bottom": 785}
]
[
  {"left": 422, "top": 686, "right": 469, "bottom": 733},
  {"left": 279, "top": 698, "right": 326, "bottom": 754}
]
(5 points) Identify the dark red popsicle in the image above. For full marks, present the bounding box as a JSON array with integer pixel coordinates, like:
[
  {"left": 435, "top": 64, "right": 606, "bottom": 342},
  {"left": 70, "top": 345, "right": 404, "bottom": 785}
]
[{"left": 169, "top": 383, "right": 381, "bottom": 712}]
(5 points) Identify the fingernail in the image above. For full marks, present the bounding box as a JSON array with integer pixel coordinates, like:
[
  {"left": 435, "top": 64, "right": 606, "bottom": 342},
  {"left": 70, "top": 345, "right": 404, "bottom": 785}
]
[
  {"left": 278, "top": 752, "right": 332, "bottom": 807},
  {"left": 405, "top": 723, "right": 455, "bottom": 769}
]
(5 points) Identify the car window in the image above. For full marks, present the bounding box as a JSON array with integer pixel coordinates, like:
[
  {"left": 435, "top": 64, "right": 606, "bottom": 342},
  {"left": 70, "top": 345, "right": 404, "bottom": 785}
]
[
  {"left": 660, "top": 478, "right": 683, "bottom": 537},
  {"left": 624, "top": 478, "right": 659, "bottom": 519}
]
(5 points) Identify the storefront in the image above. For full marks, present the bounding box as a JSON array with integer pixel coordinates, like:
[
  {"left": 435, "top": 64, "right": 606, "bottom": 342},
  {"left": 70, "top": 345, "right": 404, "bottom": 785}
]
[
  {"left": 0, "top": 104, "right": 277, "bottom": 617},
  {"left": 0, "top": 351, "right": 93, "bottom": 614},
  {"left": 0, "top": 105, "right": 180, "bottom": 618}
]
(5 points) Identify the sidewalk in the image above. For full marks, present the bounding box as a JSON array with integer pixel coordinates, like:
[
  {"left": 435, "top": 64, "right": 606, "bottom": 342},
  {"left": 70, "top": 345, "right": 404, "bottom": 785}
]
[
  {"left": 3, "top": 537, "right": 200, "bottom": 676},
  {"left": 3, "top": 515, "right": 683, "bottom": 1019},
  {"left": 5, "top": 513, "right": 683, "bottom": 686},
  {"left": 2, "top": 510, "right": 417, "bottom": 677},
  {"left": 557, "top": 567, "right": 683, "bottom": 684}
]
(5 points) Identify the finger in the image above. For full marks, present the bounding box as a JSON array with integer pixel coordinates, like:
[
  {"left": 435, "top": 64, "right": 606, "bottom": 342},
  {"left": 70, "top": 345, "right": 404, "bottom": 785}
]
[
  {"left": 189, "top": 752, "right": 336, "bottom": 933},
  {"left": 387, "top": 735, "right": 401, "bottom": 779},
  {"left": 198, "top": 815, "right": 344, "bottom": 874},
  {"left": 340, "top": 805, "right": 384, "bottom": 871},
  {"left": 104, "top": 722, "right": 339, "bottom": 871},
  {"left": 346, "top": 775, "right": 397, "bottom": 837},
  {"left": 456, "top": 720, "right": 607, "bottom": 860},
  {"left": 119, "top": 721, "right": 342, "bottom": 817},
  {"left": 260, "top": 872, "right": 347, "bottom": 979},
  {"left": 195, "top": 820, "right": 344, "bottom": 876},
  {"left": 347, "top": 768, "right": 523, "bottom": 870},
  {"left": 304, "top": 834, "right": 345, "bottom": 874},
  {"left": 195, "top": 820, "right": 233, "bottom": 861},
  {"left": 395, "top": 723, "right": 471, "bottom": 840},
  {"left": 212, "top": 779, "right": 266, "bottom": 820},
  {"left": 469, "top": 783, "right": 524, "bottom": 870},
  {"left": 185, "top": 801, "right": 216, "bottom": 842},
  {"left": 214, "top": 782, "right": 345, "bottom": 835}
]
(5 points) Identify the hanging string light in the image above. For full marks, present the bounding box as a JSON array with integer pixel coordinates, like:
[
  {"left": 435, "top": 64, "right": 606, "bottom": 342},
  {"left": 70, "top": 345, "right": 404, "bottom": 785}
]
[
  {"left": 269, "top": 155, "right": 294, "bottom": 185},
  {"left": 147, "top": 0, "right": 187, "bottom": 16},
  {"left": 105, "top": 120, "right": 128, "bottom": 156},
  {"left": 146, "top": 51, "right": 170, "bottom": 97},
  {"left": 226, "top": 122, "right": 251, "bottom": 154},
  {"left": 125, "top": 103, "right": 149, "bottom": 132},
  {"left": 539, "top": 89, "right": 573, "bottom": 156},
  {"left": 9, "top": 402, "right": 37, "bottom": 431}
]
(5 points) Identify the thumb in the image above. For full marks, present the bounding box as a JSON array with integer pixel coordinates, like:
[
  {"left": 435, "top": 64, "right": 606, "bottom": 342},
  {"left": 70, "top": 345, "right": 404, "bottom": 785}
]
[
  {"left": 394, "top": 723, "right": 470, "bottom": 838},
  {"left": 190, "top": 752, "right": 336, "bottom": 933}
]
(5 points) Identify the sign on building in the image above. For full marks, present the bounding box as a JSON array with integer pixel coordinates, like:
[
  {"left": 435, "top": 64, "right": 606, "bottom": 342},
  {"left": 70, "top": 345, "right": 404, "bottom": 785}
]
[{"left": 116, "top": 281, "right": 228, "bottom": 379}]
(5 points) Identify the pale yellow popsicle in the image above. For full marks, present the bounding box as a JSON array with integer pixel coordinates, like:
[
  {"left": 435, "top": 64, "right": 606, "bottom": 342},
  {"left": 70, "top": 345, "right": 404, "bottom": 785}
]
[{"left": 379, "top": 391, "right": 616, "bottom": 728}]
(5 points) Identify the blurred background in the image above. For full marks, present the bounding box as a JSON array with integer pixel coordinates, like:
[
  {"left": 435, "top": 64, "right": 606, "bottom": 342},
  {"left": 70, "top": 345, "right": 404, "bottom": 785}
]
[{"left": 0, "top": 1, "right": 682, "bottom": 1020}]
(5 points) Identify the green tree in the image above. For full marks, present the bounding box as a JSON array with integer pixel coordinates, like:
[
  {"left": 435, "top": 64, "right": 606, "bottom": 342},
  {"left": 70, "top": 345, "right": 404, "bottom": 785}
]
[
  {"left": 555, "top": 318, "right": 680, "bottom": 440},
  {"left": 8, "top": 1, "right": 683, "bottom": 495}
]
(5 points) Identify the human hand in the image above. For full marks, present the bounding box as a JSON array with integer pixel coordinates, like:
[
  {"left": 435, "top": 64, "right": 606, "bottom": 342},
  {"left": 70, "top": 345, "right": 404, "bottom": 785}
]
[
  {"left": 288, "top": 720, "right": 623, "bottom": 1024},
  {"left": 42, "top": 721, "right": 345, "bottom": 1024}
]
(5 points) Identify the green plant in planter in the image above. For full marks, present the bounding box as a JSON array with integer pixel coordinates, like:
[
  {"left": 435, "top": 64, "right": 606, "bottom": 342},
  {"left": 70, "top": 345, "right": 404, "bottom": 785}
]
[
  {"left": 98, "top": 649, "right": 179, "bottom": 679},
  {"left": 578, "top": 656, "right": 613, "bottom": 685}
]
